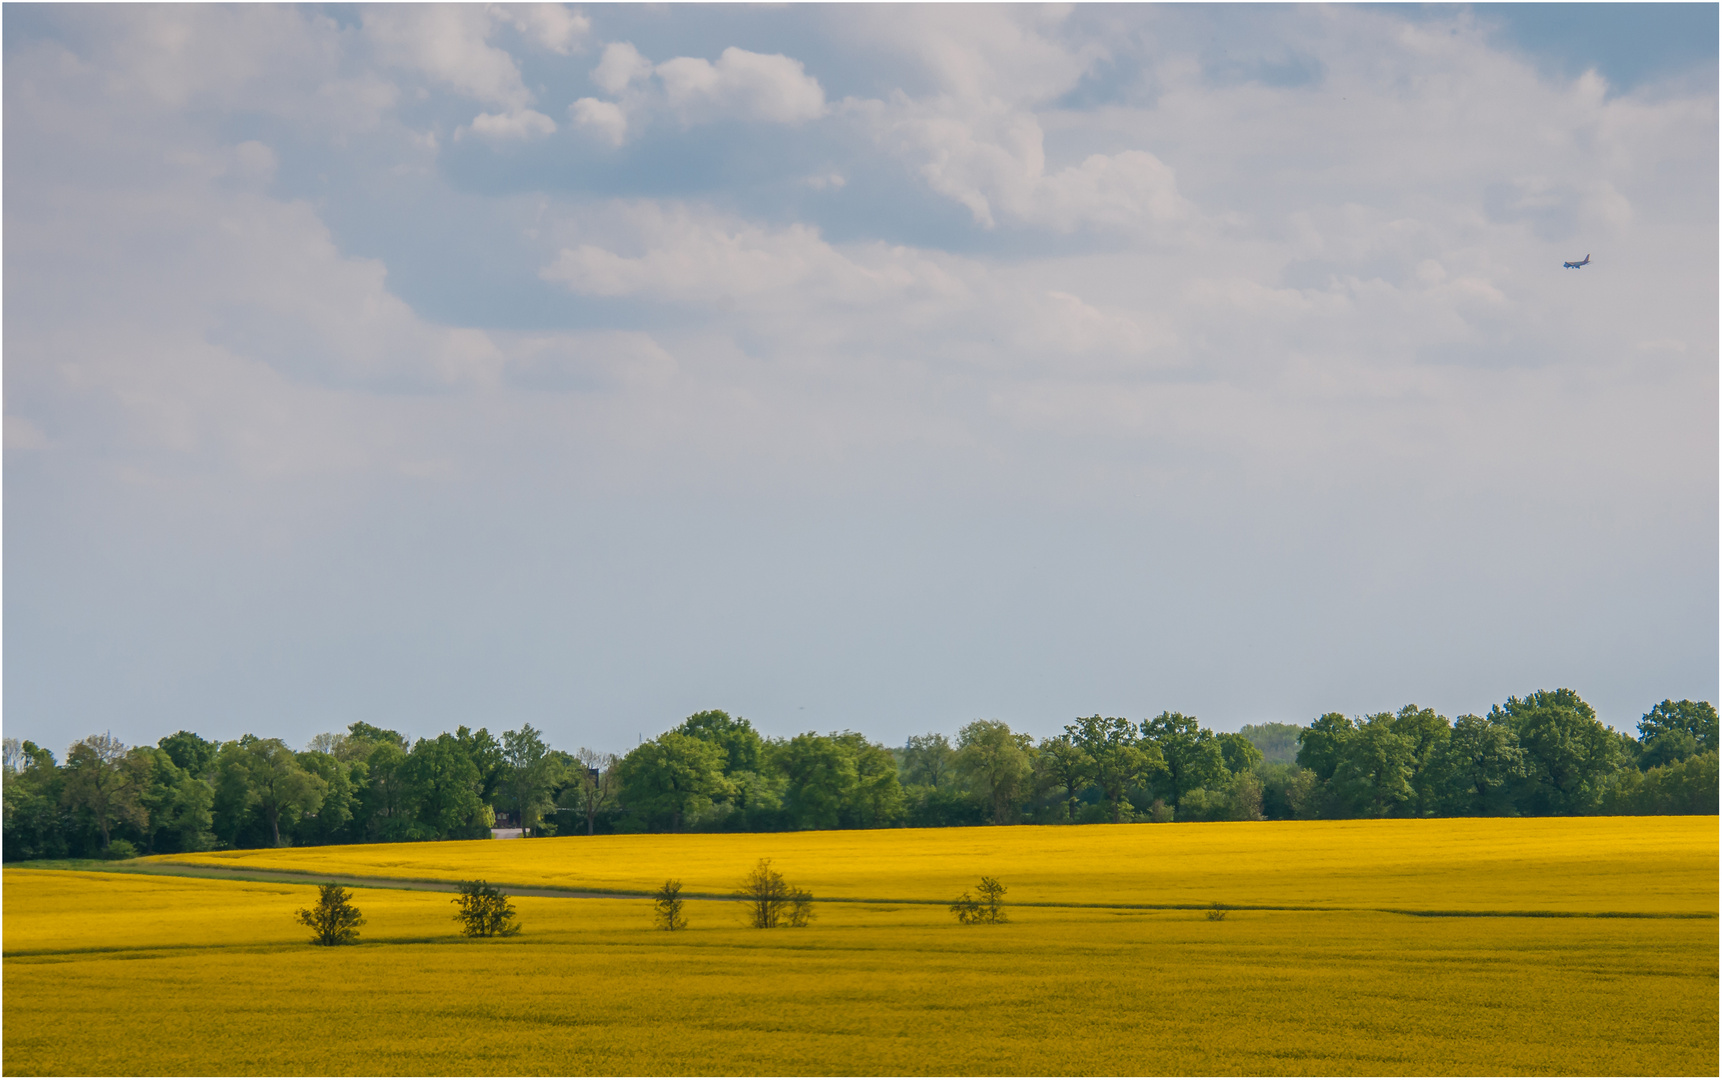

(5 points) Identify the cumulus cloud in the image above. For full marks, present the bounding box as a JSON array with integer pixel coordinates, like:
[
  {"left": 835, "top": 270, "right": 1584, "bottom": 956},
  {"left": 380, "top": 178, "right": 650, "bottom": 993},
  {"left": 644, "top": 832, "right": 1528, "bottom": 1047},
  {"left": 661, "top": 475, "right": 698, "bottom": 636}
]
[
  {"left": 570, "top": 97, "right": 628, "bottom": 145},
  {"left": 461, "top": 108, "right": 558, "bottom": 140},
  {"left": 655, "top": 47, "right": 827, "bottom": 124},
  {"left": 363, "top": 5, "right": 534, "bottom": 110},
  {"left": 591, "top": 41, "right": 654, "bottom": 95},
  {"left": 496, "top": 3, "right": 591, "bottom": 56}
]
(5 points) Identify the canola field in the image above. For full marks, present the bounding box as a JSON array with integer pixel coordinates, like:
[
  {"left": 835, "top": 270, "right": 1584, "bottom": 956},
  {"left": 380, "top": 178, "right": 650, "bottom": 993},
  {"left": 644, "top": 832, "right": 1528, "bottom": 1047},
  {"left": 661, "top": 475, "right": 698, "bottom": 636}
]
[
  {"left": 156, "top": 815, "right": 1716, "bottom": 914},
  {"left": 5, "top": 818, "right": 1718, "bottom": 1076}
]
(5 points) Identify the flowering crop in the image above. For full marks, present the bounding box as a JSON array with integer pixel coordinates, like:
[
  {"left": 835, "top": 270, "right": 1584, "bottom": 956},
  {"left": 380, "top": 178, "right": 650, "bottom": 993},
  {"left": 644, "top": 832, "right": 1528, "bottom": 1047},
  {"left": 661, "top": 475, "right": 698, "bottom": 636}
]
[
  {"left": 4, "top": 863, "right": 1716, "bottom": 1076},
  {"left": 154, "top": 816, "right": 1717, "bottom": 915}
]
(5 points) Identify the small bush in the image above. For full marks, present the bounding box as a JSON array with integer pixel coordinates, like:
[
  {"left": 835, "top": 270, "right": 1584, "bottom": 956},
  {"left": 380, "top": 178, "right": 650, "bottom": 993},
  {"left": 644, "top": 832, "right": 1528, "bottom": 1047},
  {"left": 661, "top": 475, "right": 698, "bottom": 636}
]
[
  {"left": 951, "top": 876, "right": 1008, "bottom": 924},
  {"left": 652, "top": 879, "right": 687, "bottom": 931},
  {"left": 102, "top": 839, "right": 139, "bottom": 860},
  {"left": 734, "top": 858, "right": 813, "bottom": 928},
  {"left": 1206, "top": 902, "right": 1229, "bottom": 921},
  {"left": 296, "top": 883, "right": 365, "bottom": 946},
  {"left": 1147, "top": 799, "right": 1174, "bottom": 823},
  {"left": 453, "top": 880, "right": 520, "bottom": 937}
]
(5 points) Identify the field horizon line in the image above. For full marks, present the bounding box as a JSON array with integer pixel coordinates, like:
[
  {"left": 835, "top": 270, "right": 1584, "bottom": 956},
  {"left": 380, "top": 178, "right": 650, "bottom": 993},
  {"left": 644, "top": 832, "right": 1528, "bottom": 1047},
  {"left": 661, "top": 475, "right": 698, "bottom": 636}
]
[{"left": 11, "top": 860, "right": 1715, "bottom": 922}]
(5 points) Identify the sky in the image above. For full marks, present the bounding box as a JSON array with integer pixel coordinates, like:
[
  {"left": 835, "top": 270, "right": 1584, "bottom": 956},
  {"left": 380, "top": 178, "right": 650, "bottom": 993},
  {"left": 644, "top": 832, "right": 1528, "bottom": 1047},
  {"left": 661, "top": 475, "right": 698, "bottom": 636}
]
[{"left": 4, "top": 3, "right": 1716, "bottom": 755}]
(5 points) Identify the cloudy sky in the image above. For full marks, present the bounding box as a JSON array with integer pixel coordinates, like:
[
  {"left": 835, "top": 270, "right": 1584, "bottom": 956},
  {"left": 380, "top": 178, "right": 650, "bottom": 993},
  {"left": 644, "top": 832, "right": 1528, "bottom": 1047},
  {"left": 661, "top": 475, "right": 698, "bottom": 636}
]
[{"left": 5, "top": 4, "right": 1716, "bottom": 754}]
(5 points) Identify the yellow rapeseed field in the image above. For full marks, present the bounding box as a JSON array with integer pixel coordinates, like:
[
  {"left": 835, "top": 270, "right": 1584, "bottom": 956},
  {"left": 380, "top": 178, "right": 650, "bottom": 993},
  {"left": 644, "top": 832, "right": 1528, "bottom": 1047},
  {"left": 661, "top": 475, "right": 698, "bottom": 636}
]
[
  {"left": 155, "top": 816, "right": 1718, "bottom": 914},
  {"left": 4, "top": 862, "right": 1716, "bottom": 1076}
]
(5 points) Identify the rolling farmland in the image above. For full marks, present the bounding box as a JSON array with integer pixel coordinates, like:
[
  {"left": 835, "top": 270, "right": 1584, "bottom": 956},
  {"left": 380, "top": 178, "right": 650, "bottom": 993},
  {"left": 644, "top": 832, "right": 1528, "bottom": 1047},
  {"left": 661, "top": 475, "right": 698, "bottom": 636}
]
[{"left": 4, "top": 818, "right": 1716, "bottom": 1075}]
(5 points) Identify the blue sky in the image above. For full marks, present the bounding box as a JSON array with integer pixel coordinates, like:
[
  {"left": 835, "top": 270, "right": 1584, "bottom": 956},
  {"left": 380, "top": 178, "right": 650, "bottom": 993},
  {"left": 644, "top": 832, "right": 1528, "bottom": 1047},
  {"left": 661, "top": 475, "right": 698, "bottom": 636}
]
[{"left": 5, "top": 4, "right": 1716, "bottom": 754}]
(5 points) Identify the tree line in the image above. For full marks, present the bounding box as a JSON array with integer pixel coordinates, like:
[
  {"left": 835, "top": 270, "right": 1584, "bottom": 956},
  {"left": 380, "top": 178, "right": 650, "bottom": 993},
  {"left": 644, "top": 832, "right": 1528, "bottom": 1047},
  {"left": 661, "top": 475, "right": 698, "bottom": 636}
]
[{"left": 3, "top": 690, "right": 1715, "bottom": 859}]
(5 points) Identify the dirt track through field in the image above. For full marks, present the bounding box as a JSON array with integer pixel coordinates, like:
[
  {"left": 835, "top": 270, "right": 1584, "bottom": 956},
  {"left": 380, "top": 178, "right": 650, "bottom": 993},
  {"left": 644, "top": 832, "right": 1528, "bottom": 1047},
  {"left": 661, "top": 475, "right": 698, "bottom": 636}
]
[{"left": 60, "top": 860, "right": 1719, "bottom": 919}]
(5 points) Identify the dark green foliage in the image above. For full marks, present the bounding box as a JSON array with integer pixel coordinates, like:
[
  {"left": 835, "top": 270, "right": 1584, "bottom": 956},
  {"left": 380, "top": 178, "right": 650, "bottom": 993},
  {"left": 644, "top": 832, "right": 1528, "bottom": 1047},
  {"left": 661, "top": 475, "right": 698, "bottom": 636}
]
[
  {"left": 902, "top": 733, "right": 956, "bottom": 789},
  {"left": 1067, "top": 716, "right": 1155, "bottom": 823},
  {"left": 297, "top": 882, "right": 365, "bottom": 946},
  {"left": 1434, "top": 714, "right": 1524, "bottom": 815},
  {"left": 1493, "top": 689, "right": 1619, "bottom": 814},
  {"left": 735, "top": 858, "right": 813, "bottom": 928},
  {"left": 453, "top": 880, "right": 520, "bottom": 937},
  {"left": 954, "top": 721, "right": 1034, "bottom": 825},
  {"left": 616, "top": 732, "right": 731, "bottom": 831},
  {"left": 4, "top": 691, "right": 1714, "bottom": 857},
  {"left": 676, "top": 710, "right": 764, "bottom": 775},
  {"left": 1295, "top": 713, "right": 1355, "bottom": 783},
  {"left": 158, "top": 731, "right": 218, "bottom": 776},
  {"left": 1600, "top": 752, "right": 1719, "bottom": 815},
  {"left": 651, "top": 879, "right": 687, "bottom": 931},
  {"left": 1141, "top": 712, "right": 1226, "bottom": 809},
  {"left": 952, "top": 876, "right": 1008, "bottom": 924},
  {"left": 1216, "top": 732, "right": 1264, "bottom": 775},
  {"left": 1637, "top": 700, "right": 1719, "bottom": 768}
]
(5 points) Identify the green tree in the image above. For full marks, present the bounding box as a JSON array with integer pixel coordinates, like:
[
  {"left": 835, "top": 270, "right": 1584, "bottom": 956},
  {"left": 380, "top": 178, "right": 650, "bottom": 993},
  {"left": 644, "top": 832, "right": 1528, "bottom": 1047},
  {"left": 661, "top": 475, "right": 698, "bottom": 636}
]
[
  {"left": 1216, "top": 732, "right": 1264, "bottom": 775},
  {"left": 1637, "top": 700, "right": 1719, "bottom": 768},
  {"left": 158, "top": 730, "right": 218, "bottom": 777},
  {"left": 772, "top": 732, "right": 858, "bottom": 830},
  {"left": 954, "top": 720, "right": 1034, "bottom": 826},
  {"left": 358, "top": 740, "right": 416, "bottom": 841},
  {"left": 1035, "top": 735, "right": 1093, "bottom": 822},
  {"left": 951, "top": 876, "right": 1008, "bottom": 924},
  {"left": 617, "top": 732, "right": 730, "bottom": 831},
  {"left": 455, "top": 726, "right": 507, "bottom": 810},
  {"left": 570, "top": 747, "right": 618, "bottom": 835},
  {"left": 675, "top": 710, "right": 764, "bottom": 775},
  {"left": 3, "top": 741, "right": 70, "bottom": 861},
  {"left": 348, "top": 722, "right": 408, "bottom": 749},
  {"left": 902, "top": 733, "right": 956, "bottom": 789},
  {"left": 652, "top": 879, "right": 688, "bottom": 930},
  {"left": 500, "top": 724, "right": 561, "bottom": 836},
  {"left": 836, "top": 732, "right": 905, "bottom": 828},
  {"left": 1141, "top": 712, "right": 1226, "bottom": 809},
  {"left": 405, "top": 734, "right": 485, "bottom": 839},
  {"left": 294, "top": 750, "right": 362, "bottom": 845},
  {"left": 136, "top": 748, "right": 215, "bottom": 853},
  {"left": 1492, "top": 689, "right": 1618, "bottom": 814},
  {"left": 61, "top": 734, "right": 150, "bottom": 852},
  {"left": 1435, "top": 714, "right": 1524, "bottom": 815},
  {"left": 241, "top": 738, "right": 328, "bottom": 847},
  {"left": 1389, "top": 704, "right": 1451, "bottom": 814},
  {"left": 1332, "top": 714, "right": 1415, "bottom": 816},
  {"left": 734, "top": 858, "right": 811, "bottom": 928},
  {"left": 1295, "top": 713, "right": 1355, "bottom": 783},
  {"left": 1067, "top": 716, "right": 1158, "bottom": 823},
  {"left": 453, "top": 880, "right": 520, "bottom": 937},
  {"left": 296, "top": 883, "right": 365, "bottom": 946}
]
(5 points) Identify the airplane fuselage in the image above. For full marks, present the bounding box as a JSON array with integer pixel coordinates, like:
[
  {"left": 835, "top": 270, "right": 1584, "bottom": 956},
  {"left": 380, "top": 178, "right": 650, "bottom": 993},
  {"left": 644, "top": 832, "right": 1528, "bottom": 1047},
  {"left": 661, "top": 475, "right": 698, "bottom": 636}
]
[{"left": 1563, "top": 254, "right": 1591, "bottom": 269}]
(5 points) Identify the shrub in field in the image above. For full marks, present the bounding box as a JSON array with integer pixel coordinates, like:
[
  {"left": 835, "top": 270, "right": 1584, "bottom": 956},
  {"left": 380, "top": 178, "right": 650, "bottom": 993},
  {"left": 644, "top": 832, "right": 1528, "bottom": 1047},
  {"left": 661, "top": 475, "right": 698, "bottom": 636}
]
[
  {"left": 951, "top": 876, "right": 1008, "bottom": 924},
  {"left": 1207, "top": 902, "right": 1229, "bottom": 921},
  {"left": 296, "top": 883, "right": 365, "bottom": 945},
  {"left": 453, "top": 880, "right": 520, "bottom": 937},
  {"left": 735, "top": 858, "right": 813, "bottom": 928},
  {"left": 652, "top": 879, "right": 687, "bottom": 931}
]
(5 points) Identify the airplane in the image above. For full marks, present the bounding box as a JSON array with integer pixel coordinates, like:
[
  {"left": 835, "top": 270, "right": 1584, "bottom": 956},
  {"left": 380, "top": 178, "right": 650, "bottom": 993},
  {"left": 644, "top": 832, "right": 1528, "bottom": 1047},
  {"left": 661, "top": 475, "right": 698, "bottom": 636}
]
[{"left": 1563, "top": 254, "right": 1591, "bottom": 269}]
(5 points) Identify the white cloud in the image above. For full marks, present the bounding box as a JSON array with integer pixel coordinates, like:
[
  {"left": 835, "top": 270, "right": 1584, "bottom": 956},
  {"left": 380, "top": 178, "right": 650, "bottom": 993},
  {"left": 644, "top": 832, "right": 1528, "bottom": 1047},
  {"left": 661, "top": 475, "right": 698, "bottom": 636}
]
[
  {"left": 363, "top": 5, "right": 534, "bottom": 110},
  {"left": 860, "top": 97, "right": 1193, "bottom": 232},
  {"left": 591, "top": 41, "right": 653, "bottom": 95},
  {"left": 655, "top": 47, "right": 826, "bottom": 124},
  {"left": 496, "top": 3, "right": 590, "bottom": 56},
  {"left": 570, "top": 97, "right": 628, "bottom": 145},
  {"left": 461, "top": 108, "right": 557, "bottom": 140}
]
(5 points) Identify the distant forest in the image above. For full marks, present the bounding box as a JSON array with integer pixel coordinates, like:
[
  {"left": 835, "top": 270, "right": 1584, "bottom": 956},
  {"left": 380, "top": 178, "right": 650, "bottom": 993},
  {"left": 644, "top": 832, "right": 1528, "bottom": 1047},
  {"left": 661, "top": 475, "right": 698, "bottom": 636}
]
[{"left": 3, "top": 690, "right": 1716, "bottom": 860}]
